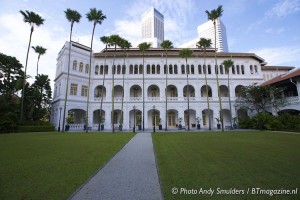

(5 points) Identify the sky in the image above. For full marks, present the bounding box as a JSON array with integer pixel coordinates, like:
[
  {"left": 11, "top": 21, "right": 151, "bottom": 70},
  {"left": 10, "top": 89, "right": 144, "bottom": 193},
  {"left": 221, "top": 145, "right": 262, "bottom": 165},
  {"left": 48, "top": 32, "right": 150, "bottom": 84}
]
[{"left": 0, "top": 0, "right": 300, "bottom": 89}]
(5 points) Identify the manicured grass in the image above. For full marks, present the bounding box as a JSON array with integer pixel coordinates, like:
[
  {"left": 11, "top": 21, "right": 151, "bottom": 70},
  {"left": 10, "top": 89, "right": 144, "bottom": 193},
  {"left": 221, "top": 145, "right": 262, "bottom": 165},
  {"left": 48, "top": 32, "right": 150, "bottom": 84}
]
[
  {"left": 0, "top": 132, "right": 134, "bottom": 200},
  {"left": 153, "top": 131, "right": 300, "bottom": 200}
]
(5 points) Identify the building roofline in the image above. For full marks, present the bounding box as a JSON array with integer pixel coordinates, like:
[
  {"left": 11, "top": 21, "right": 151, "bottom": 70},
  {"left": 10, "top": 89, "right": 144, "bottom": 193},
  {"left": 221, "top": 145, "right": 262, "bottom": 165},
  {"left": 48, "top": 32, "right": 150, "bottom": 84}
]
[
  {"left": 94, "top": 48, "right": 265, "bottom": 63},
  {"left": 261, "top": 68, "right": 300, "bottom": 86}
]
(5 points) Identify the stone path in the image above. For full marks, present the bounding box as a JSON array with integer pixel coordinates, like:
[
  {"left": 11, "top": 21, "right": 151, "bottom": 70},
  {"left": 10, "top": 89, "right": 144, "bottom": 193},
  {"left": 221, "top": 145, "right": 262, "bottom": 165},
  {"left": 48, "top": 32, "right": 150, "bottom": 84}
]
[{"left": 70, "top": 133, "right": 163, "bottom": 200}]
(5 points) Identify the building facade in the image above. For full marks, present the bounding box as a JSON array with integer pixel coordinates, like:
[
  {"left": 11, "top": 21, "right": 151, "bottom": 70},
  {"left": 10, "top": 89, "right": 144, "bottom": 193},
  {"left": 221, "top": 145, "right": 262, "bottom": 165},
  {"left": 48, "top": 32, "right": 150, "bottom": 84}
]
[
  {"left": 180, "top": 19, "right": 228, "bottom": 52},
  {"left": 51, "top": 41, "right": 269, "bottom": 131},
  {"left": 141, "top": 7, "right": 164, "bottom": 47}
]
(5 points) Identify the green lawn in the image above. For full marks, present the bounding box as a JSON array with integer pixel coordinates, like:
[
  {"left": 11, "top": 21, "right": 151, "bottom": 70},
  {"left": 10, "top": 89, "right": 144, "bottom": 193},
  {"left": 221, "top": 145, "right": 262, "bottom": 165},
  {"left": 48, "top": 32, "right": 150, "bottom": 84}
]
[
  {"left": 0, "top": 132, "right": 134, "bottom": 200},
  {"left": 153, "top": 131, "right": 300, "bottom": 200}
]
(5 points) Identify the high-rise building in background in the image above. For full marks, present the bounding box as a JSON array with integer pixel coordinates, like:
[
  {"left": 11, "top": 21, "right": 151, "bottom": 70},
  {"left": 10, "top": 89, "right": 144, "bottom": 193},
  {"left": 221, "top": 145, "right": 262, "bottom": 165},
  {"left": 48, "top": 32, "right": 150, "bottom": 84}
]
[
  {"left": 180, "top": 18, "right": 228, "bottom": 52},
  {"left": 141, "top": 7, "right": 164, "bottom": 47}
]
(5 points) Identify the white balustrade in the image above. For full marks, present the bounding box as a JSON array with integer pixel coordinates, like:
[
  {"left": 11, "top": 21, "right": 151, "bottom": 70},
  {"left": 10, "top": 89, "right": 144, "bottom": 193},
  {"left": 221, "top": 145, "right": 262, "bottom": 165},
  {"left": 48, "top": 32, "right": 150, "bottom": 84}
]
[{"left": 286, "top": 96, "right": 299, "bottom": 103}]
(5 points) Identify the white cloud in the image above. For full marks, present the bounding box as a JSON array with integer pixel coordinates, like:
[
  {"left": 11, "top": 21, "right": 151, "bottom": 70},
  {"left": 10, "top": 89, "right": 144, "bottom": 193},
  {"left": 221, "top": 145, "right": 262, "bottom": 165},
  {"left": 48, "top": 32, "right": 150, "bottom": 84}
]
[
  {"left": 250, "top": 46, "right": 300, "bottom": 66},
  {"left": 266, "top": 0, "right": 300, "bottom": 18},
  {"left": 0, "top": 13, "right": 67, "bottom": 89}
]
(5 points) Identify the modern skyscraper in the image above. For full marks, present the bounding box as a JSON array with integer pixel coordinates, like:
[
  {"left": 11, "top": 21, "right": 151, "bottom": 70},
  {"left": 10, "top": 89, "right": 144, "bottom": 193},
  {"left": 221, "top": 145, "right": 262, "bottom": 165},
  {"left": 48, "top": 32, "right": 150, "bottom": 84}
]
[
  {"left": 141, "top": 7, "right": 164, "bottom": 47},
  {"left": 180, "top": 18, "right": 228, "bottom": 52},
  {"left": 197, "top": 18, "right": 228, "bottom": 52}
]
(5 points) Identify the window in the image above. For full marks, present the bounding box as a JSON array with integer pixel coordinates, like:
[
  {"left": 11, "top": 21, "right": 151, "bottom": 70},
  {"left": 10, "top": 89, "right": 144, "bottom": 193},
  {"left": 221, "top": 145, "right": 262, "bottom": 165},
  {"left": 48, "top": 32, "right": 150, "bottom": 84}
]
[
  {"left": 134, "top": 65, "right": 138, "bottom": 74},
  {"left": 85, "top": 64, "right": 89, "bottom": 74},
  {"left": 122, "top": 65, "right": 126, "bottom": 74},
  {"left": 117, "top": 65, "right": 121, "bottom": 74},
  {"left": 81, "top": 85, "right": 88, "bottom": 96},
  {"left": 151, "top": 88, "right": 157, "bottom": 97},
  {"left": 147, "top": 65, "right": 151, "bottom": 74},
  {"left": 250, "top": 65, "right": 253, "bottom": 74},
  {"left": 220, "top": 65, "right": 224, "bottom": 74},
  {"left": 191, "top": 65, "right": 194, "bottom": 74},
  {"left": 198, "top": 65, "right": 202, "bottom": 74},
  {"left": 73, "top": 61, "right": 77, "bottom": 70},
  {"left": 79, "top": 63, "right": 83, "bottom": 72},
  {"left": 254, "top": 65, "right": 258, "bottom": 73},
  {"left": 208, "top": 65, "right": 211, "bottom": 74},
  {"left": 215, "top": 65, "right": 218, "bottom": 74},
  {"left": 232, "top": 65, "right": 236, "bottom": 74},
  {"left": 100, "top": 65, "right": 104, "bottom": 75},
  {"left": 130, "top": 65, "right": 133, "bottom": 74},
  {"left": 133, "top": 87, "right": 139, "bottom": 97},
  {"left": 181, "top": 65, "right": 185, "bottom": 74},
  {"left": 70, "top": 84, "right": 77, "bottom": 95},
  {"left": 174, "top": 65, "right": 178, "bottom": 74},
  {"left": 186, "top": 65, "right": 190, "bottom": 74},
  {"left": 157, "top": 65, "right": 160, "bottom": 74},
  {"left": 79, "top": 62, "right": 83, "bottom": 72},
  {"left": 241, "top": 65, "right": 245, "bottom": 74},
  {"left": 236, "top": 65, "right": 240, "bottom": 74},
  {"left": 95, "top": 65, "right": 99, "bottom": 75},
  {"left": 105, "top": 65, "right": 108, "bottom": 74},
  {"left": 139, "top": 65, "right": 143, "bottom": 74},
  {"left": 152, "top": 65, "right": 155, "bottom": 74},
  {"left": 112, "top": 65, "right": 116, "bottom": 74},
  {"left": 169, "top": 65, "right": 173, "bottom": 74}
]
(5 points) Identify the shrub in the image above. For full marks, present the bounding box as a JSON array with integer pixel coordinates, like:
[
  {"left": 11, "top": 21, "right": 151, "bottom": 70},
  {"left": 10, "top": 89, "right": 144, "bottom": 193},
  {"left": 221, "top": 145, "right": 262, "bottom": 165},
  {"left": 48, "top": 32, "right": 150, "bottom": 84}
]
[
  {"left": 238, "top": 112, "right": 300, "bottom": 132},
  {"left": 17, "top": 125, "right": 55, "bottom": 133}
]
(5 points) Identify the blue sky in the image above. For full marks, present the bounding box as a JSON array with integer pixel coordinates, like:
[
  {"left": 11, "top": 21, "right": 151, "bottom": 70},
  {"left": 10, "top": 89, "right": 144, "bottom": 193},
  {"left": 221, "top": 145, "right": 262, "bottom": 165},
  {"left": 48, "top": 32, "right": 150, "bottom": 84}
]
[{"left": 0, "top": 0, "right": 300, "bottom": 88}]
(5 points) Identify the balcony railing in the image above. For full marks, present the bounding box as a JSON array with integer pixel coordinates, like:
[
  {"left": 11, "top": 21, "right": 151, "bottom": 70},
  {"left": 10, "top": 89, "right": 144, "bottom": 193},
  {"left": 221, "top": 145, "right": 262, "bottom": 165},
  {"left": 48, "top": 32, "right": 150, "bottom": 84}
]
[
  {"left": 94, "top": 97, "right": 106, "bottom": 101},
  {"left": 92, "top": 96, "right": 238, "bottom": 102},
  {"left": 286, "top": 96, "right": 299, "bottom": 103}
]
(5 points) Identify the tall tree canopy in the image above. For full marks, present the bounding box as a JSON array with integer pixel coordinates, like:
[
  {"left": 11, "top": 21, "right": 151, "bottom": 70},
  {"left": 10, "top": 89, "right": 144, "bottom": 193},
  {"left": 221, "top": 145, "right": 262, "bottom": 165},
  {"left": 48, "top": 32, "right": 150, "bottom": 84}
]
[{"left": 235, "top": 85, "right": 286, "bottom": 114}]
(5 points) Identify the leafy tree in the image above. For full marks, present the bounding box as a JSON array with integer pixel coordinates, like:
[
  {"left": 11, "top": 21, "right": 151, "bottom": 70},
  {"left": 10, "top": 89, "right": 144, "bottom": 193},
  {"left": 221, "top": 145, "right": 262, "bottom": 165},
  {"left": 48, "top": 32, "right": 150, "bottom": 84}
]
[
  {"left": 62, "top": 8, "right": 82, "bottom": 132},
  {"left": 179, "top": 48, "right": 193, "bottom": 131},
  {"left": 138, "top": 42, "right": 151, "bottom": 131},
  {"left": 85, "top": 8, "right": 106, "bottom": 132},
  {"left": 19, "top": 10, "right": 45, "bottom": 123},
  {"left": 32, "top": 45, "right": 47, "bottom": 76},
  {"left": 160, "top": 40, "right": 173, "bottom": 131},
  {"left": 222, "top": 59, "right": 234, "bottom": 128},
  {"left": 235, "top": 85, "right": 286, "bottom": 114},
  {"left": 0, "top": 53, "right": 24, "bottom": 95},
  {"left": 0, "top": 53, "right": 24, "bottom": 133},
  {"left": 205, "top": 5, "right": 224, "bottom": 131},
  {"left": 196, "top": 38, "right": 212, "bottom": 130},
  {"left": 23, "top": 75, "right": 52, "bottom": 122}
]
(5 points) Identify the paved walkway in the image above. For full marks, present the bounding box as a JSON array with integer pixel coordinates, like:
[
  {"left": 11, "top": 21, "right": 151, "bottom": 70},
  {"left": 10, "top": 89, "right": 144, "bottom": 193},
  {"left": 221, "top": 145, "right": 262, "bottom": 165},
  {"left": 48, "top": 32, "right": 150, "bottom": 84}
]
[{"left": 70, "top": 133, "right": 163, "bottom": 200}]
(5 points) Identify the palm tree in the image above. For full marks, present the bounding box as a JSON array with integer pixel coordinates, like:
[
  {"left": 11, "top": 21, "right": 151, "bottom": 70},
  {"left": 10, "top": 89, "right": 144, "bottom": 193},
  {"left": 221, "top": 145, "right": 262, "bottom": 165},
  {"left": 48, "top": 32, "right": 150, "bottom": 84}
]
[
  {"left": 196, "top": 38, "right": 212, "bottom": 130},
  {"left": 205, "top": 5, "right": 224, "bottom": 131},
  {"left": 160, "top": 40, "right": 173, "bottom": 131},
  {"left": 62, "top": 9, "right": 81, "bottom": 132},
  {"left": 179, "top": 48, "right": 193, "bottom": 131},
  {"left": 119, "top": 38, "right": 132, "bottom": 131},
  {"left": 138, "top": 42, "right": 151, "bottom": 131},
  {"left": 108, "top": 34, "right": 122, "bottom": 133},
  {"left": 19, "top": 10, "right": 45, "bottom": 123},
  {"left": 86, "top": 8, "right": 106, "bottom": 133},
  {"left": 98, "top": 36, "right": 110, "bottom": 131},
  {"left": 222, "top": 59, "right": 234, "bottom": 129},
  {"left": 32, "top": 45, "right": 47, "bottom": 76}
]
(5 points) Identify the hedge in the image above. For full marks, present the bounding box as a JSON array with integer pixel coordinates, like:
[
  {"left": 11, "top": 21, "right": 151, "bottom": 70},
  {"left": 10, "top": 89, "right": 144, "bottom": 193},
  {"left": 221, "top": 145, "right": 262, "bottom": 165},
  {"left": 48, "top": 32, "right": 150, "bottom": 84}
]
[{"left": 17, "top": 125, "right": 55, "bottom": 133}]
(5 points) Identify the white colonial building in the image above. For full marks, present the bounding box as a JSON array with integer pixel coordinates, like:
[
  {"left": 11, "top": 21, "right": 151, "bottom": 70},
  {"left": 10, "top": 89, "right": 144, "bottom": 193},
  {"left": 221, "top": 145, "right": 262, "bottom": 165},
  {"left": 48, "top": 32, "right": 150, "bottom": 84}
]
[{"left": 51, "top": 41, "right": 273, "bottom": 131}]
